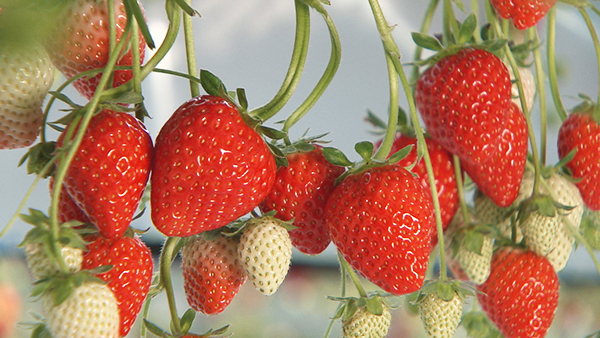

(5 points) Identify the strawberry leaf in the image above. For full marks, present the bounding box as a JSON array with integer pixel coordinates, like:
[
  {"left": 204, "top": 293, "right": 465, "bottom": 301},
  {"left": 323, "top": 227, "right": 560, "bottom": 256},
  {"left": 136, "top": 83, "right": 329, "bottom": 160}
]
[
  {"left": 365, "top": 296, "right": 383, "bottom": 316},
  {"left": 355, "top": 141, "right": 374, "bottom": 162},
  {"left": 123, "top": 0, "right": 155, "bottom": 49},
  {"left": 388, "top": 144, "right": 413, "bottom": 165},
  {"left": 200, "top": 69, "right": 229, "bottom": 99},
  {"left": 411, "top": 32, "right": 443, "bottom": 51},
  {"left": 322, "top": 147, "right": 353, "bottom": 167},
  {"left": 457, "top": 13, "right": 477, "bottom": 45},
  {"left": 180, "top": 308, "right": 196, "bottom": 334}
]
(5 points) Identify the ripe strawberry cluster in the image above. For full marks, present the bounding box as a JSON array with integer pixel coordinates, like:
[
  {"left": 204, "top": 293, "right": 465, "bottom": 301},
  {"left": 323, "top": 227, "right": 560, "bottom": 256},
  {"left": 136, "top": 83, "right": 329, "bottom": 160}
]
[{"left": 2, "top": 0, "right": 600, "bottom": 338}]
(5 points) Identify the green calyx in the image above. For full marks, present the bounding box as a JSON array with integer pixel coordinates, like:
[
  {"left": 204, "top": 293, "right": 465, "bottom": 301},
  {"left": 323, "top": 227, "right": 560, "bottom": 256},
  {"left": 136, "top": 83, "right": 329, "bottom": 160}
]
[{"left": 413, "top": 279, "right": 474, "bottom": 303}]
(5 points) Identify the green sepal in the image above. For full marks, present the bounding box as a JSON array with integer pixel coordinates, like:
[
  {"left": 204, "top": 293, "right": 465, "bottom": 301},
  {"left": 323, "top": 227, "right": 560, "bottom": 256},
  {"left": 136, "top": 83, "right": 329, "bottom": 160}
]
[
  {"left": 171, "top": 0, "right": 200, "bottom": 17},
  {"left": 462, "top": 311, "right": 504, "bottom": 338},
  {"left": 236, "top": 88, "right": 249, "bottom": 111},
  {"left": 259, "top": 126, "right": 287, "bottom": 140},
  {"left": 365, "top": 296, "right": 384, "bottom": 316},
  {"left": 342, "top": 298, "right": 358, "bottom": 322},
  {"left": 180, "top": 308, "right": 196, "bottom": 335},
  {"left": 322, "top": 147, "right": 353, "bottom": 167},
  {"left": 387, "top": 144, "right": 413, "bottom": 165},
  {"left": 143, "top": 319, "right": 169, "bottom": 337},
  {"left": 456, "top": 13, "right": 477, "bottom": 45},
  {"left": 355, "top": 141, "right": 374, "bottom": 162},
  {"left": 123, "top": 0, "right": 156, "bottom": 49},
  {"left": 411, "top": 32, "right": 444, "bottom": 52},
  {"left": 29, "top": 323, "right": 52, "bottom": 338},
  {"left": 200, "top": 69, "right": 229, "bottom": 100},
  {"left": 18, "top": 141, "right": 56, "bottom": 177},
  {"left": 581, "top": 211, "right": 600, "bottom": 250}
]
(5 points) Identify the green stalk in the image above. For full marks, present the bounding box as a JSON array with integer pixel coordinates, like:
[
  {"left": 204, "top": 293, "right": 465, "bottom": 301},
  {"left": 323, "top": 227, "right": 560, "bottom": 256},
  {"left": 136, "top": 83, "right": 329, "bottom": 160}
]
[
  {"left": 338, "top": 252, "right": 367, "bottom": 298},
  {"left": 547, "top": 7, "right": 568, "bottom": 121},
  {"left": 442, "top": 0, "right": 460, "bottom": 46},
  {"left": 453, "top": 155, "right": 470, "bottom": 224},
  {"left": 410, "top": 0, "right": 441, "bottom": 84},
  {"left": 367, "top": 0, "right": 447, "bottom": 281},
  {"left": 529, "top": 28, "right": 548, "bottom": 165},
  {"left": 159, "top": 237, "right": 183, "bottom": 334},
  {"left": 372, "top": 54, "right": 400, "bottom": 161},
  {"left": 282, "top": 1, "right": 341, "bottom": 133},
  {"left": 182, "top": 0, "right": 200, "bottom": 98},
  {"left": 579, "top": 7, "right": 600, "bottom": 103},
  {"left": 251, "top": 0, "right": 310, "bottom": 121},
  {"left": 323, "top": 254, "right": 348, "bottom": 338}
]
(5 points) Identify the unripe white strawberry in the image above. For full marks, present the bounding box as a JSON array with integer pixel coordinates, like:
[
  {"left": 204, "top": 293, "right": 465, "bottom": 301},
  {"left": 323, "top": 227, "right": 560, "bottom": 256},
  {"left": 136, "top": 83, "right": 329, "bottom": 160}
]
[
  {"left": 455, "top": 235, "right": 494, "bottom": 285},
  {"left": 418, "top": 291, "right": 463, "bottom": 338},
  {"left": 0, "top": 42, "right": 54, "bottom": 149},
  {"left": 508, "top": 65, "right": 536, "bottom": 113},
  {"left": 342, "top": 306, "right": 391, "bottom": 338},
  {"left": 44, "top": 282, "right": 119, "bottom": 338},
  {"left": 474, "top": 192, "right": 522, "bottom": 242},
  {"left": 238, "top": 218, "right": 292, "bottom": 295},
  {"left": 24, "top": 243, "right": 82, "bottom": 280}
]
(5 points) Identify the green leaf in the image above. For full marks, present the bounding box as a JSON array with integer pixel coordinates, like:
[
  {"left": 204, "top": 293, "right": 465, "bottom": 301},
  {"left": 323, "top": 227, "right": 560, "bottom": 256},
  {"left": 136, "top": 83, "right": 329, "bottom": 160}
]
[
  {"left": 365, "top": 297, "right": 383, "bottom": 316},
  {"left": 143, "top": 319, "right": 168, "bottom": 337},
  {"left": 411, "top": 32, "right": 443, "bottom": 51},
  {"left": 342, "top": 299, "right": 358, "bottom": 322},
  {"left": 123, "top": 0, "right": 155, "bottom": 49},
  {"left": 180, "top": 308, "right": 196, "bottom": 334},
  {"left": 322, "top": 147, "right": 353, "bottom": 167},
  {"left": 172, "top": 0, "right": 200, "bottom": 16},
  {"left": 388, "top": 144, "right": 413, "bottom": 165},
  {"left": 457, "top": 13, "right": 477, "bottom": 45},
  {"left": 200, "top": 69, "right": 228, "bottom": 98},
  {"left": 365, "top": 109, "right": 387, "bottom": 130},
  {"left": 259, "top": 126, "right": 287, "bottom": 140},
  {"left": 48, "top": 91, "right": 80, "bottom": 108},
  {"left": 464, "top": 231, "right": 485, "bottom": 255},
  {"left": 236, "top": 88, "right": 249, "bottom": 111},
  {"left": 355, "top": 141, "right": 374, "bottom": 162}
]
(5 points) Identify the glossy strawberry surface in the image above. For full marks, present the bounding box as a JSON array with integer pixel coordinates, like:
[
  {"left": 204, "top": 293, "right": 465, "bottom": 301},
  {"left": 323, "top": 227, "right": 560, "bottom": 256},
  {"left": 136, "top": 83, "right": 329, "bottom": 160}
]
[
  {"left": 325, "top": 165, "right": 435, "bottom": 295},
  {"left": 151, "top": 95, "right": 276, "bottom": 237}
]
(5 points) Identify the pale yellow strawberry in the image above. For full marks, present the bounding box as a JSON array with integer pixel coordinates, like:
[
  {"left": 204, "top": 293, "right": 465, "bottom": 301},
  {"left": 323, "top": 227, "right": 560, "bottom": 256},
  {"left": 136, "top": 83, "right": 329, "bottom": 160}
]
[
  {"left": 508, "top": 65, "right": 536, "bottom": 113},
  {"left": 342, "top": 306, "right": 391, "bottom": 338},
  {"left": 0, "top": 41, "right": 54, "bottom": 149},
  {"left": 455, "top": 235, "right": 494, "bottom": 285},
  {"left": 238, "top": 218, "right": 293, "bottom": 295},
  {"left": 24, "top": 243, "right": 82, "bottom": 280},
  {"left": 44, "top": 282, "right": 119, "bottom": 338},
  {"left": 418, "top": 291, "right": 463, "bottom": 338}
]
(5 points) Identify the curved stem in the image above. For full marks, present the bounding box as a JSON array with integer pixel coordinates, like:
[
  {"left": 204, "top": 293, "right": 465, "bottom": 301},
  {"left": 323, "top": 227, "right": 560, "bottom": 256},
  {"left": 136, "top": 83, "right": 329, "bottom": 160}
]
[
  {"left": 282, "top": 2, "right": 341, "bottom": 133},
  {"left": 529, "top": 28, "right": 548, "bottom": 165},
  {"left": 182, "top": 0, "right": 200, "bottom": 98},
  {"left": 579, "top": 7, "right": 600, "bottom": 103},
  {"left": 368, "top": 0, "right": 447, "bottom": 281},
  {"left": 410, "top": 0, "right": 441, "bottom": 84},
  {"left": 251, "top": 0, "right": 310, "bottom": 121},
  {"left": 160, "top": 237, "right": 183, "bottom": 334},
  {"left": 372, "top": 54, "right": 399, "bottom": 161},
  {"left": 338, "top": 252, "right": 367, "bottom": 298},
  {"left": 547, "top": 7, "right": 568, "bottom": 121}
]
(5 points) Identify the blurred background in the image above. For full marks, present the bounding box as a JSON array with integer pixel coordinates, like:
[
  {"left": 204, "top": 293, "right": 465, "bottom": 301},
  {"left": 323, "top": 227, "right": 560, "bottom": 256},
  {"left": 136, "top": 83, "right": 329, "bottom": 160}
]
[{"left": 1, "top": 0, "right": 600, "bottom": 337}]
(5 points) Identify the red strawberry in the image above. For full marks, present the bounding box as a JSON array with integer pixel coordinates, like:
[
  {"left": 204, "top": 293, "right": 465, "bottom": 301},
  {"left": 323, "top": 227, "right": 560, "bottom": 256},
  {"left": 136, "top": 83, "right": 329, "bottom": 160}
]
[
  {"left": 46, "top": 0, "right": 146, "bottom": 99},
  {"left": 260, "top": 145, "right": 344, "bottom": 255},
  {"left": 461, "top": 102, "right": 528, "bottom": 207},
  {"left": 558, "top": 107, "right": 600, "bottom": 210},
  {"left": 490, "top": 0, "right": 558, "bottom": 30},
  {"left": 415, "top": 48, "right": 512, "bottom": 165},
  {"left": 49, "top": 177, "right": 90, "bottom": 224},
  {"left": 325, "top": 165, "right": 435, "bottom": 295},
  {"left": 477, "top": 247, "right": 559, "bottom": 338},
  {"left": 82, "top": 234, "right": 153, "bottom": 337},
  {"left": 56, "top": 109, "right": 153, "bottom": 239},
  {"left": 376, "top": 134, "right": 459, "bottom": 247},
  {"left": 151, "top": 95, "right": 277, "bottom": 237},
  {"left": 180, "top": 234, "right": 247, "bottom": 315}
]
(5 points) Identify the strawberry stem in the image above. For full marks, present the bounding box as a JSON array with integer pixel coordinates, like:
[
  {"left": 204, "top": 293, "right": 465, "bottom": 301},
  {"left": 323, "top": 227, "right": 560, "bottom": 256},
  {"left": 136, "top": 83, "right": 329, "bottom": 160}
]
[
  {"left": 578, "top": 7, "right": 600, "bottom": 104},
  {"left": 159, "top": 237, "right": 184, "bottom": 334},
  {"left": 453, "top": 155, "right": 471, "bottom": 227},
  {"left": 338, "top": 252, "right": 368, "bottom": 298},
  {"left": 528, "top": 27, "right": 549, "bottom": 165},
  {"left": 282, "top": 0, "right": 341, "bottom": 134},
  {"left": 546, "top": 8, "right": 568, "bottom": 122},
  {"left": 372, "top": 54, "right": 400, "bottom": 161},
  {"left": 323, "top": 252, "right": 348, "bottom": 338},
  {"left": 182, "top": 0, "right": 200, "bottom": 98},
  {"left": 130, "top": 19, "right": 143, "bottom": 96},
  {"left": 251, "top": 0, "right": 310, "bottom": 121},
  {"left": 409, "top": 0, "right": 441, "bottom": 84}
]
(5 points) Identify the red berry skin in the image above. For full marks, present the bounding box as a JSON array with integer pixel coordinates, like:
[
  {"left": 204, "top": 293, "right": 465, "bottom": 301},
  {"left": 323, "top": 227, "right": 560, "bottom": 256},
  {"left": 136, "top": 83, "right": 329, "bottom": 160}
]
[
  {"left": 477, "top": 247, "right": 559, "bottom": 338},
  {"left": 415, "top": 48, "right": 512, "bottom": 165},
  {"left": 82, "top": 234, "right": 153, "bottom": 337},
  {"left": 325, "top": 165, "right": 435, "bottom": 296},
  {"left": 151, "top": 95, "right": 277, "bottom": 237},
  {"left": 49, "top": 177, "right": 90, "bottom": 224},
  {"left": 260, "top": 146, "right": 345, "bottom": 255},
  {"left": 558, "top": 111, "right": 600, "bottom": 210},
  {"left": 180, "top": 235, "right": 246, "bottom": 315},
  {"left": 46, "top": 0, "right": 146, "bottom": 99},
  {"left": 377, "top": 134, "right": 459, "bottom": 247},
  {"left": 56, "top": 110, "right": 153, "bottom": 239},
  {"left": 462, "top": 102, "right": 528, "bottom": 207},
  {"left": 490, "top": 0, "right": 558, "bottom": 30}
]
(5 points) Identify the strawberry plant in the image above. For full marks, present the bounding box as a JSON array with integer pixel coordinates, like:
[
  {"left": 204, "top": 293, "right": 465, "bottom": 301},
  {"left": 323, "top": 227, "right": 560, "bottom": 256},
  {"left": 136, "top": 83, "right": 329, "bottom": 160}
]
[{"left": 2, "top": 0, "right": 600, "bottom": 337}]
